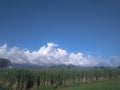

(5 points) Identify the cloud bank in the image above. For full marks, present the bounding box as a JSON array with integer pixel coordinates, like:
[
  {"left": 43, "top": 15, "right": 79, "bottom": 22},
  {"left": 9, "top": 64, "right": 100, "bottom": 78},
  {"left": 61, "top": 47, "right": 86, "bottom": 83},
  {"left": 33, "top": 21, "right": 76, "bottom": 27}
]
[{"left": 0, "top": 43, "right": 120, "bottom": 67}]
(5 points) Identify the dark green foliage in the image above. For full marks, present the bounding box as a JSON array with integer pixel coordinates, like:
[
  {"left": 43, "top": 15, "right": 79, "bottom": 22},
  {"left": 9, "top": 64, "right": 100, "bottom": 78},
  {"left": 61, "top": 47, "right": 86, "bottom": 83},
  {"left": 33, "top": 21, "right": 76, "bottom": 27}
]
[
  {"left": 0, "top": 58, "right": 10, "bottom": 68},
  {"left": 0, "top": 68, "right": 120, "bottom": 90},
  {"left": 118, "top": 66, "right": 120, "bottom": 68}
]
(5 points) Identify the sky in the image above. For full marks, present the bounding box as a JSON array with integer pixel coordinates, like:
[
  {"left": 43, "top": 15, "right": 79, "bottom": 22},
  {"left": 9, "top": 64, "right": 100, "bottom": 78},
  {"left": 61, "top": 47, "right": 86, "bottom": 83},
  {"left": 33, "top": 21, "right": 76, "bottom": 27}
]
[{"left": 0, "top": 0, "right": 120, "bottom": 67}]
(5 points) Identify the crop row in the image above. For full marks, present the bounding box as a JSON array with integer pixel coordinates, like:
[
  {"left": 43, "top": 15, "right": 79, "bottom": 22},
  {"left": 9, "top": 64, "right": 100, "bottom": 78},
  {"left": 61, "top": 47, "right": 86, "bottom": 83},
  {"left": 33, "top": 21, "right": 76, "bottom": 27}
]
[{"left": 0, "top": 68, "right": 120, "bottom": 90}]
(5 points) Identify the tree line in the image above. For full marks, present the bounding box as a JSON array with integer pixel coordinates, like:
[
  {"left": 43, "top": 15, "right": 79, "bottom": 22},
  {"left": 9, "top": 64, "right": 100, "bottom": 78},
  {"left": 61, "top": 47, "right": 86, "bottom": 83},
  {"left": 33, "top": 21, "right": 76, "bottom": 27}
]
[{"left": 0, "top": 58, "right": 10, "bottom": 68}]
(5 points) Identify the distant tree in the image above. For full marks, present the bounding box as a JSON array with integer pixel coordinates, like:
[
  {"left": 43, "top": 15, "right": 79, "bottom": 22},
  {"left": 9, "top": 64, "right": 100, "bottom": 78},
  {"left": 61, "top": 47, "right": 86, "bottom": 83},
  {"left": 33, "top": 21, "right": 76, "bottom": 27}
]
[
  {"left": 99, "top": 66, "right": 105, "bottom": 69},
  {"left": 0, "top": 58, "right": 11, "bottom": 68},
  {"left": 118, "top": 66, "right": 120, "bottom": 69},
  {"left": 94, "top": 66, "right": 98, "bottom": 68}
]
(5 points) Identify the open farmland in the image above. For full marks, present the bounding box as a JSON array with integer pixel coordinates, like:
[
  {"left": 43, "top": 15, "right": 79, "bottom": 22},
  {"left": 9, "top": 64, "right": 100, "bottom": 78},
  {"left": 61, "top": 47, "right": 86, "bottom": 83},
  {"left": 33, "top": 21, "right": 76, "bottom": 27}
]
[{"left": 0, "top": 68, "right": 120, "bottom": 90}]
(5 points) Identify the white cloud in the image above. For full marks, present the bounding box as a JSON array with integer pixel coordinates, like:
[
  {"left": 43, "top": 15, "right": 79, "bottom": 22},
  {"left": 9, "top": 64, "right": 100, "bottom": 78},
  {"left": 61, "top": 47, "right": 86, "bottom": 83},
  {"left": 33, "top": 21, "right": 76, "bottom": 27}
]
[
  {"left": 109, "top": 56, "right": 120, "bottom": 66},
  {"left": 0, "top": 43, "right": 120, "bottom": 67}
]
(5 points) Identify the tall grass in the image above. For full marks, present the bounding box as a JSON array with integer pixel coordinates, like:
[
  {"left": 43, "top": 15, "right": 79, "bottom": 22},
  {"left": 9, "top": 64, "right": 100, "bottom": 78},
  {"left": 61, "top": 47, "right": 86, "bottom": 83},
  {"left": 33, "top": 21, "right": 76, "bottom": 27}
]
[{"left": 0, "top": 68, "right": 120, "bottom": 90}]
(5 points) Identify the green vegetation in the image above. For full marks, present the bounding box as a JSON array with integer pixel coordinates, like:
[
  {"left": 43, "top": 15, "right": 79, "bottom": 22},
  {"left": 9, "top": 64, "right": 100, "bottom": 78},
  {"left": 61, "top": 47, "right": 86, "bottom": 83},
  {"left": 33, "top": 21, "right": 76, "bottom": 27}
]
[
  {"left": 56, "top": 79, "right": 120, "bottom": 90},
  {"left": 0, "top": 68, "right": 120, "bottom": 90}
]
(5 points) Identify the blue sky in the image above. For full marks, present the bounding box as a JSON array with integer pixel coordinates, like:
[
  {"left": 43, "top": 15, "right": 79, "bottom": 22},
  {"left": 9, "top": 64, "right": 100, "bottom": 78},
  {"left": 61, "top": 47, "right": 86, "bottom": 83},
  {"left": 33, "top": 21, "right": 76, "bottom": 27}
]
[{"left": 0, "top": 0, "right": 120, "bottom": 66}]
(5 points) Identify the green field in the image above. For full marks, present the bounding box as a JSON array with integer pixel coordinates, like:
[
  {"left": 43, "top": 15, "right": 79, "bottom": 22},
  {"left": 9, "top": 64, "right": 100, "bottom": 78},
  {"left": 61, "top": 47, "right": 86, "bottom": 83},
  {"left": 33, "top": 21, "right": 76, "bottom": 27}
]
[
  {"left": 0, "top": 68, "right": 120, "bottom": 90},
  {"left": 0, "top": 79, "right": 120, "bottom": 90},
  {"left": 27, "top": 79, "right": 120, "bottom": 90},
  {"left": 56, "top": 79, "right": 120, "bottom": 90}
]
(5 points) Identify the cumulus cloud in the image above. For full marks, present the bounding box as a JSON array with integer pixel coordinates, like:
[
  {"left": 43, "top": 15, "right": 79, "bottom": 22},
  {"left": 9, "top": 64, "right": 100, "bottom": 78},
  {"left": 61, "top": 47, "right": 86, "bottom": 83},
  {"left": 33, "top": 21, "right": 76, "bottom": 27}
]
[
  {"left": 0, "top": 43, "right": 120, "bottom": 67},
  {"left": 109, "top": 56, "right": 120, "bottom": 66}
]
